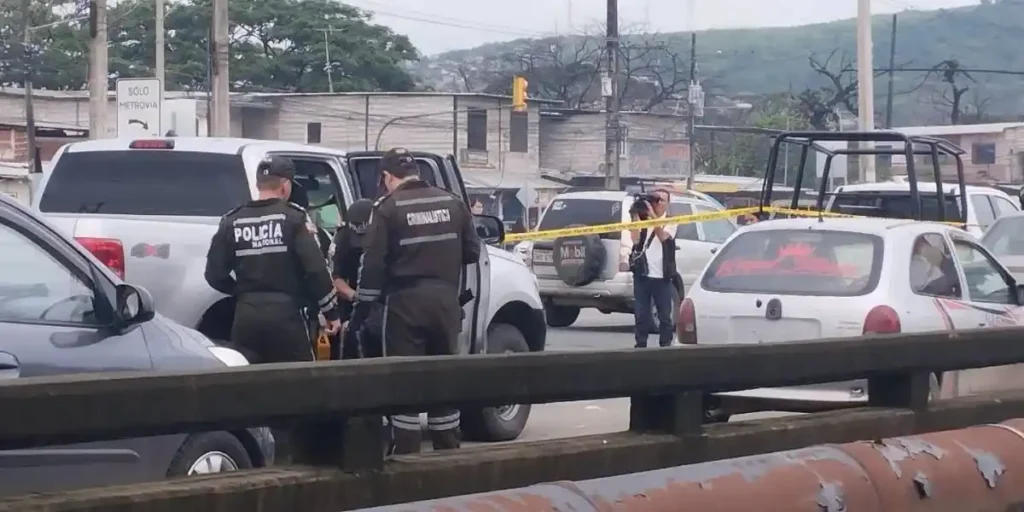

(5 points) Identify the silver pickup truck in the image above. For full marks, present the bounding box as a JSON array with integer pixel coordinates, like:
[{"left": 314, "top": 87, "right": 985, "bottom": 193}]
[{"left": 33, "top": 137, "right": 547, "bottom": 442}]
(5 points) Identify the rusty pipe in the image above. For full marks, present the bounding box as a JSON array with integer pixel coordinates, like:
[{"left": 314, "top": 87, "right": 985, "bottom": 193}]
[{"left": 356, "top": 418, "right": 1024, "bottom": 511}]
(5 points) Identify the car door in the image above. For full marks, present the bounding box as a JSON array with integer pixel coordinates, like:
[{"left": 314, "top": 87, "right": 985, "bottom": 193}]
[
  {"left": 443, "top": 155, "right": 489, "bottom": 355},
  {"left": 340, "top": 151, "right": 486, "bottom": 356},
  {"left": 0, "top": 201, "right": 155, "bottom": 494},
  {"left": 264, "top": 151, "right": 354, "bottom": 235},
  {"left": 946, "top": 233, "right": 1024, "bottom": 395},
  {"left": 670, "top": 202, "right": 715, "bottom": 289}
]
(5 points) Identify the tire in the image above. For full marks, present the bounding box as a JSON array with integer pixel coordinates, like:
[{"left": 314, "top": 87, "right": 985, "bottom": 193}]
[
  {"left": 552, "top": 227, "right": 606, "bottom": 287},
  {"left": 166, "top": 431, "right": 253, "bottom": 477},
  {"left": 462, "top": 324, "right": 532, "bottom": 442},
  {"left": 545, "top": 304, "right": 580, "bottom": 328}
]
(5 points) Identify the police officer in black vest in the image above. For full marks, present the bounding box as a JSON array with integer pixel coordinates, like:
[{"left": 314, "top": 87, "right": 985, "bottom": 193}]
[
  {"left": 205, "top": 155, "right": 341, "bottom": 364},
  {"left": 350, "top": 147, "right": 481, "bottom": 454}
]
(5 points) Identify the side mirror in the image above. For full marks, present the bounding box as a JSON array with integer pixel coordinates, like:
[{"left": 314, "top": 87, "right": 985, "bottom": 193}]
[
  {"left": 473, "top": 214, "right": 505, "bottom": 245},
  {"left": 1016, "top": 284, "right": 1024, "bottom": 306},
  {"left": 115, "top": 284, "right": 156, "bottom": 325}
]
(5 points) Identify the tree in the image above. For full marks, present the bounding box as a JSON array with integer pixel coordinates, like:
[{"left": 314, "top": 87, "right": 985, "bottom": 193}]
[
  {"left": 792, "top": 51, "right": 862, "bottom": 130},
  {"left": 699, "top": 93, "right": 810, "bottom": 179},
  {"left": 926, "top": 59, "right": 974, "bottom": 125},
  {"left": 476, "top": 27, "right": 696, "bottom": 112},
  {"left": 1, "top": 0, "right": 420, "bottom": 92}
]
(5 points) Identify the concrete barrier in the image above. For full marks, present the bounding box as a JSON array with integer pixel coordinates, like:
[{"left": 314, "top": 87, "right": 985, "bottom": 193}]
[{"left": 358, "top": 418, "right": 1024, "bottom": 511}]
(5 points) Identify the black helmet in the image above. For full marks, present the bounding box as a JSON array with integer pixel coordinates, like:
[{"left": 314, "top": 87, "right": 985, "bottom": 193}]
[{"left": 347, "top": 199, "right": 374, "bottom": 234}]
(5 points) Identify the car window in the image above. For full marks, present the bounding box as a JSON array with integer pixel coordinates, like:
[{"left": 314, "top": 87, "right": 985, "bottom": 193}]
[
  {"left": 982, "top": 216, "right": 1024, "bottom": 257},
  {"left": 290, "top": 158, "right": 344, "bottom": 232},
  {"left": 670, "top": 203, "right": 697, "bottom": 240},
  {"left": 39, "top": 151, "right": 250, "bottom": 216},
  {"left": 971, "top": 195, "right": 997, "bottom": 230},
  {"left": 694, "top": 205, "right": 736, "bottom": 243},
  {"left": 537, "top": 199, "right": 623, "bottom": 240},
  {"left": 991, "top": 195, "right": 1020, "bottom": 218},
  {"left": 702, "top": 229, "right": 883, "bottom": 296},
  {"left": 349, "top": 157, "right": 441, "bottom": 199},
  {"left": 953, "top": 239, "right": 1014, "bottom": 305},
  {"left": 909, "top": 233, "right": 961, "bottom": 299},
  {"left": 0, "top": 221, "right": 98, "bottom": 325},
  {"left": 830, "top": 192, "right": 963, "bottom": 222}
]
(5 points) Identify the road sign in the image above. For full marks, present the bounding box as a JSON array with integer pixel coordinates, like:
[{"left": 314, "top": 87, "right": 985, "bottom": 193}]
[{"left": 116, "top": 78, "right": 162, "bottom": 137}]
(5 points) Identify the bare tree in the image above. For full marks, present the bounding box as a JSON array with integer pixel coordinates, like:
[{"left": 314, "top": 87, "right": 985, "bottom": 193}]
[
  {"left": 926, "top": 59, "right": 974, "bottom": 125},
  {"left": 792, "top": 50, "right": 890, "bottom": 130},
  {"left": 479, "top": 26, "right": 696, "bottom": 112}
]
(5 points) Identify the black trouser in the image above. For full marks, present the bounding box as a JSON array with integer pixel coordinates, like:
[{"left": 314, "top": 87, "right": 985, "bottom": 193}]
[
  {"left": 231, "top": 292, "right": 313, "bottom": 462},
  {"left": 384, "top": 282, "right": 463, "bottom": 454},
  {"left": 633, "top": 275, "right": 676, "bottom": 348}
]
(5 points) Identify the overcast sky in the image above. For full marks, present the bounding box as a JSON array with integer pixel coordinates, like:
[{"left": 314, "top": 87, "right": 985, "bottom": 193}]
[{"left": 345, "top": 0, "right": 981, "bottom": 55}]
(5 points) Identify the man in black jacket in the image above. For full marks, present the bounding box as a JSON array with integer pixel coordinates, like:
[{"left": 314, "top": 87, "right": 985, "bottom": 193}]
[
  {"left": 629, "top": 189, "right": 679, "bottom": 348},
  {"left": 351, "top": 147, "right": 481, "bottom": 454},
  {"left": 205, "top": 156, "right": 341, "bottom": 363}
]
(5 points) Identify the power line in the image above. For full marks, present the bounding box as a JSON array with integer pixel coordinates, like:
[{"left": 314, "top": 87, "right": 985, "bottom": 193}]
[{"left": 345, "top": 0, "right": 549, "bottom": 38}]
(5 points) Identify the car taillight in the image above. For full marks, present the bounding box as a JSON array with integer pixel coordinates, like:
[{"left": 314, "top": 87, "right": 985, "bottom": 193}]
[
  {"left": 76, "top": 237, "right": 126, "bottom": 280},
  {"left": 863, "top": 305, "right": 901, "bottom": 334},
  {"left": 677, "top": 297, "right": 697, "bottom": 344}
]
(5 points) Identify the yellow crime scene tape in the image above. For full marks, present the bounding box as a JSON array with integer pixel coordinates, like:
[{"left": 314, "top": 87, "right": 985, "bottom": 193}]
[
  {"left": 505, "top": 206, "right": 969, "bottom": 243},
  {"left": 504, "top": 207, "right": 761, "bottom": 242}
]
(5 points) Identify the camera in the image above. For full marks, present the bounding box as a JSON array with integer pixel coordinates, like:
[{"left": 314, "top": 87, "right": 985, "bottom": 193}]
[{"left": 629, "top": 193, "right": 657, "bottom": 220}]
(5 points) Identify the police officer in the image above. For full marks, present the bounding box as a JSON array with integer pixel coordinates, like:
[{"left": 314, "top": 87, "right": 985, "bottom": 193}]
[
  {"left": 332, "top": 199, "right": 378, "bottom": 360},
  {"left": 351, "top": 147, "right": 481, "bottom": 454},
  {"left": 205, "top": 155, "right": 342, "bottom": 364}
]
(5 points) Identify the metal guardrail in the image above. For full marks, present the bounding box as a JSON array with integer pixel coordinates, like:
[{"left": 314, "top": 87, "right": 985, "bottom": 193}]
[{"left": 5, "top": 327, "right": 1024, "bottom": 511}]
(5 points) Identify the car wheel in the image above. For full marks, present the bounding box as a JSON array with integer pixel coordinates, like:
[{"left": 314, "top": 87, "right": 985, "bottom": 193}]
[
  {"left": 545, "top": 304, "right": 580, "bottom": 328},
  {"left": 166, "top": 432, "right": 253, "bottom": 477},
  {"left": 462, "top": 323, "right": 532, "bottom": 442}
]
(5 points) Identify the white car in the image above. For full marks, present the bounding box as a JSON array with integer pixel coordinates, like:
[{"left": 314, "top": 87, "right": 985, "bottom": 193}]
[
  {"left": 826, "top": 181, "right": 1019, "bottom": 237},
  {"left": 32, "top": 138, "right": 546, "bottom": 442},
  {"left": 522, "top": 190, "right": 736, "bottom": 327},
  {"left": 680, "top": 217, "right": 1024, "bottom": 419}
]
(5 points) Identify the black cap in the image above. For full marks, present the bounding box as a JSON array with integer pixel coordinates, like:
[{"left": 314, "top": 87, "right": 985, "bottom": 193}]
[
  {"left": 257, "top": 156, "right": 295, "bottom": 181},
  {"left": 379, "top": 147, "right": 418, "bottom": 177},
  {"left": 347, "top": 199, "right": 374, "bottom": 226}
]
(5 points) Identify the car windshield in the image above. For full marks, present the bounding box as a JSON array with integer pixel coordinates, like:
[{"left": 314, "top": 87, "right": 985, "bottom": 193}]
[
  {"left": 702, "top": 229, "right": 883, "bottom": 296},
  {"left": 829, "top": 192, "right": 963, "bottom": 222},
  {"left": 537, "top": 198, "right": 623, "bottom": 240},
  {"left": 982, "top": 216, "right": 1024, "bottom": 257},
  {"left": 39, "top": 151, "right": 250, "bottom": 216}
]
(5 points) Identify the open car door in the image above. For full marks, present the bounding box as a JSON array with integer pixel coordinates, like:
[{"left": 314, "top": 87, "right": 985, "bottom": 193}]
[{"left": 342, "top": 151, "right": 488, "bottom": 355}]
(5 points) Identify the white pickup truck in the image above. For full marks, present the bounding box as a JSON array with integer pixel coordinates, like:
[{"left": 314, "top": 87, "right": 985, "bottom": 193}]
[{"left": 32, "top": 137, "right": 547, "bottom": 442}]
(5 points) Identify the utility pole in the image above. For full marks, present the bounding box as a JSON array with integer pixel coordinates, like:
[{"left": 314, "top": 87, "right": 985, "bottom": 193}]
[
  {"left": 20, "top": 0, "right": 37, "bottom": 169},
  {"left": 685, "top": 32, "right": 698, "bottom": 189},
  {"left": 88, "top": 0, "right": 109, "bottom": 139},
  {"left": 210, "top": 0, "right": 230, "bottom": 136},
  {"left": 322, "top": 28, "right": 334, "bottom": 93},
  {"left": 155, "top": 0, "right": 165, "bottom": 125},
  {"left": 856, "top": 0, "right": 876, "bottom": 182},
  {"left": 602, "top": 0, "right": 620, "bottom": 189},
  {"left": 884, "top": 13, "right": 897, "bottom": 129}
]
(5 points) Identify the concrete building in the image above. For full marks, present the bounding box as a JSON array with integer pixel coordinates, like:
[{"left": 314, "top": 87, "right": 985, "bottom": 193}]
[
  {"left": 889, "top": 122, "right": 1024, "bottom": 183},
  {"left": 539, "top": 109, "right": 690, "bottom": 178},
  {"left": 0, "top": 88, "right": 563, "bottom": 221}
]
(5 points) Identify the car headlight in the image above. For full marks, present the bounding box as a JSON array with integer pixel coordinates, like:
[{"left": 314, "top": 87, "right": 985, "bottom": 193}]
[{"left": 208, "top": 346, "right": 250, "bottom": 367}]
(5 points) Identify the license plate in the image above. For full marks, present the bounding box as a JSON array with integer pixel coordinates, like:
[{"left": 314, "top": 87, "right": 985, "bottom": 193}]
[{"left": 533, "top": 249, "right": 553, "bottom": 264}]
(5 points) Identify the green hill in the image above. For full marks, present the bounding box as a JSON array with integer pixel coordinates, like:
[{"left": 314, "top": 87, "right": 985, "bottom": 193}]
[{"left": 412, "top": 0, "right": 1024, "bottom": 125}]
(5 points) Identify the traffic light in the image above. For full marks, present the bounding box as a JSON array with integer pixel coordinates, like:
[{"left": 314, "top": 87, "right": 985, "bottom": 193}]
[{"left": 512, "top": 76, "right": 528, "bottom": 111}]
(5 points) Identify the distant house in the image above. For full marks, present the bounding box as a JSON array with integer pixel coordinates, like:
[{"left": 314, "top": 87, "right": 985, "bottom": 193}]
[{"left": 888, "top": 123, "right": 1024, "bottom": 183}]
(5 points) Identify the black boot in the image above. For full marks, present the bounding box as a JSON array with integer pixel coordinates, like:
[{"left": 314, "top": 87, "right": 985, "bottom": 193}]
[{"left": 430, "top": 427, "right": 461, "bottom": 451}]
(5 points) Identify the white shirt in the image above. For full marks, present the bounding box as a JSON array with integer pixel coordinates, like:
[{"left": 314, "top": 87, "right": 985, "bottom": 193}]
[{"left": 643, "top": 213, "right": 670, "bottom": 279}]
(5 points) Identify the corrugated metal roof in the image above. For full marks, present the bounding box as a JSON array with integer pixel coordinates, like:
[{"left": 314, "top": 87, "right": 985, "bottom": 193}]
[{"left": 462, "top": 172, "right": 565, "bottom": 190}]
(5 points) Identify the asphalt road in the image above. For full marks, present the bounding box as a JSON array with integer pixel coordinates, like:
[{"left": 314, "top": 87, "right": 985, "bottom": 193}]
[{"left": 490, "top": 310, "right": 795, "bottom": 444}]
